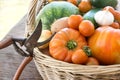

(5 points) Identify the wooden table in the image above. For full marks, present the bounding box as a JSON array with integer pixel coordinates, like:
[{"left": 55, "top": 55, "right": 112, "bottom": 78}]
[{"left": 0, "top": 15, "right": 43, "bottom": 80}]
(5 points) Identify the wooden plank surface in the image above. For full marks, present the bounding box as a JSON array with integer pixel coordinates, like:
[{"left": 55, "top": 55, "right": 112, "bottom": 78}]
[{"left": 0, "top": 15, "right": 43, "bottom": 80}]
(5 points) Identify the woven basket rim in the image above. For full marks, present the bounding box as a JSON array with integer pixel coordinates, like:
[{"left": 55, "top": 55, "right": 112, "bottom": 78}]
[{"left": 33, "top": 48, "right": 120, "bottom": 74}]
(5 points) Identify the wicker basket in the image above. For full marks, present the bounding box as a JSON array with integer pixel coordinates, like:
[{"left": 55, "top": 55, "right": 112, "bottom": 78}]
[{"left": 26, "top": 0, "right": 120, "bottom": 80}]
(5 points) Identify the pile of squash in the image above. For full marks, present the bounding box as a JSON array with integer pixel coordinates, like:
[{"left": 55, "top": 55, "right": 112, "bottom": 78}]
[{"left": 36, "top": 0, "right": 120, "bottom": 65}]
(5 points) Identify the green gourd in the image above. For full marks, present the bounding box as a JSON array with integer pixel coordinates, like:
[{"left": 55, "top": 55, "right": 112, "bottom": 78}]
[{"left": 36, "top": 1, "right": 80, "bottom": 30}]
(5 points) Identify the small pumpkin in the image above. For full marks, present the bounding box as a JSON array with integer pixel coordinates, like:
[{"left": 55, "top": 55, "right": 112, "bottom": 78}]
[
  {"left": 110, "top": 22, "right": 120, "bottom": 29},
  {"left": 72, "top": 46, "right": 92, "bottom": 64},
  {"left": 67, "top": 0, "right": 78, "bottom": 5},
  {"left": 94, "top": 10, "right": 114, "bottom": 26},
  {"left": 49, "top": 28, "right": 87, "bottom": 62},
  {"left": 86, "top": 57, "right": 99, "bottom": 65},
  {"left": 88, "top": 26, "right": 120, "bottom": 64},
  {"left": 79, "top": 20, "right": 95, "bottom": 37},
  {"left": 48, "top": 0, "right": 66, "bottom": 3},
  {"left": 68, "top": 14, "right": 83, "bottom": 30},
  {"left": 113, "top": 11, "right": 120, "bottom": 24},
  {"left": 78, "top": 0, "right": 92, "bottom": 13},
  {"left": 72, "top": 49, "right": 88, "bottom": 64}
]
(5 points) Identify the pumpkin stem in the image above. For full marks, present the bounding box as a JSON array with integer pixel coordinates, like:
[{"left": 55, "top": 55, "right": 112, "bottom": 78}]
[
  {"left": 82, "top": 46, "right": 92, "bottom": 57},
  {"left": 66, "top": 40, "right": 77, "bottom": 50}
]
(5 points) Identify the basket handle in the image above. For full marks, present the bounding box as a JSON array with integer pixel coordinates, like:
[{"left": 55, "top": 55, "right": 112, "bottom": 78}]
[
  {"left": 25, "top": 0, "right": 38, "bottom": 37},
  {"left": 25, "top": 0, "right": 45, "bottom": 36}
]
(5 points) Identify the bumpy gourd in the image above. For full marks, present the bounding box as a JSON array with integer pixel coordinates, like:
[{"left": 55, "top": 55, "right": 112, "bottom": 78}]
[{"left": 49, "top": 28, "right": 87, "bottom": 62}]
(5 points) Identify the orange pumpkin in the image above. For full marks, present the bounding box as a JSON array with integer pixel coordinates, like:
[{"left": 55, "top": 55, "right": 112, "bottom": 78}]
[
  {"left": 78, "top": 0, "right": 92, "bottom": 13},
  {"left": 110, "top": 22, "right": 120, "bottom": 29},
  {"left": 86, "top": 57, "right": 99, "bottom": 65},
  {"left": 49, "top": 28, "right": 87, "bottom": 62},
  {"left": 72, "top": 46, "right": 92, "bottom": 64},
  {"left": 72, "top": 49, "right": 88, "bottom": 64},
  {"left": 67, "top": 0, "right": 78, "bottom": 5},
  {"left": 88, "top": 26, "right": 120, "bottom": 65}
]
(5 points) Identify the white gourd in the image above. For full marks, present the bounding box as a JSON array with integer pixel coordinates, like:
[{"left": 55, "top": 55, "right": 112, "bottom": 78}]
[
  {"left": 38, "top": 30, "right": 52, "bottom": 49},
  {"left": 94, "top": 10, "right": 114, "bottom": 26}
]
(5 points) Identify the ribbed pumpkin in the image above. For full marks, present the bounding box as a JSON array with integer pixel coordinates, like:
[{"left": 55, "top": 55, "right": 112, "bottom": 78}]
[
  {"left": 49, "top": 28, "right": 87, "bottom": 63},
  {"left": 88, "top": 26, "right": 120, "bottom": 65}
]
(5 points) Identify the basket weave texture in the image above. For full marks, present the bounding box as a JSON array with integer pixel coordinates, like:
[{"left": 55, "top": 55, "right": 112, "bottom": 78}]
[{"left": 26, "top": 0, "right": 120, "bottom": 80}]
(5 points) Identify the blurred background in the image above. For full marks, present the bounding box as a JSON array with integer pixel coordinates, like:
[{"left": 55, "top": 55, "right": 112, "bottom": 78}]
[{"left": 0, "top": 0, "right": 31, "bottom": 40}]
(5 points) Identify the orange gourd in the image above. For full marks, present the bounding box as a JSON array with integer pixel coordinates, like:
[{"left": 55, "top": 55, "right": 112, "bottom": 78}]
[
  {"left": 68, "top": 14, "right": 83, "bottom": 30},
  {"left": 67, "top": 0, "right": 78, "bottom": 5},
  {"left": 103, "top": 6, "right": 115, "bottom": 14},
  {"left": 72, "top": 49, "right": 88, "bottom": 64},
  {"left": 79, "top": 20, "right": 95, "bottom": 37},
  {"left": 86, "top": 57, "right": 99, "bottom": 65},
  {"left": 88, "top": 26, "right": 120, "bottom": 65},
  {"left": 110, "top": 22, "right": 120, "bottom": 29},
  {"left": 78, "top": 0, "right": 92, "bottom": 13},
  {"left": 49, "top": 28, "right": 87, "bottom": 62},
  {"left": 72, "top": 46, "right": 92, "bottom": 64},
  {"left": 114, "top": 11, "right": 120, "bottom": 24}
]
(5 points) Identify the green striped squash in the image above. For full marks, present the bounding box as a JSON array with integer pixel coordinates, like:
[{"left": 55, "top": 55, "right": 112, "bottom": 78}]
[{"left": 36, "top": 1, "right": 80, "bottom": 30}]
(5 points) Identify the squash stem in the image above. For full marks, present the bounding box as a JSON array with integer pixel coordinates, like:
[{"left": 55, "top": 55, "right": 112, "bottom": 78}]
[
  {"left": 83, "top": 46, "right": 92, "bottom": 57},
  {"left": 66, "top": 40, "right": 77, "bottom": 50}
]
